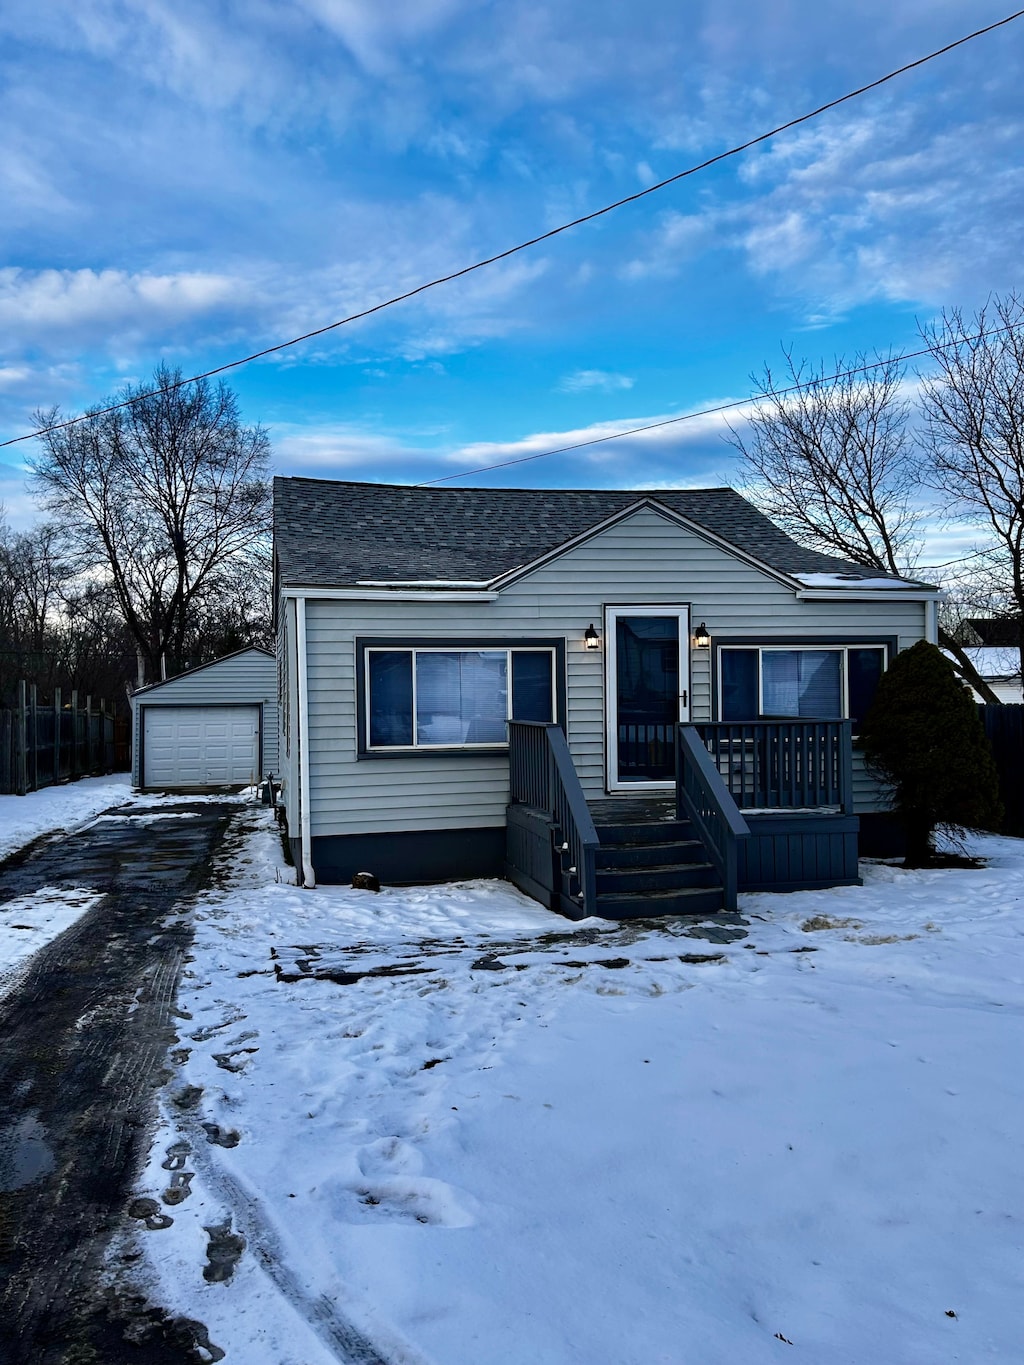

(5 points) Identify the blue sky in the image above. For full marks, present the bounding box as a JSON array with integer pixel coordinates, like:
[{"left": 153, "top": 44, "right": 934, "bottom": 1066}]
[{"left": 1, "top": 0, "right": 1023, "bottom": 561}]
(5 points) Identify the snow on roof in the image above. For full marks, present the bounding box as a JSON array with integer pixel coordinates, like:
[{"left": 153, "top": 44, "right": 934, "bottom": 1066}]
[
  {"left": 947, "top": 646, "right": 1021, "bottom": 679},
  {"left": 356, "top": 580, "right": 494, "bottom": 589},
  {"left": 795, "top": 571, "right": 931, "bottom": 590}
]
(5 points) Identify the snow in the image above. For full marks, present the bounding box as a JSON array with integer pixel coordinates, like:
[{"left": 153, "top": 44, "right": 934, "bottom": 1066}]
[
  {"left": 129, "top": 810, "right": 1024, "bottom": 1364},
  {"left": 356, "top": 580, "right": 493, "bottom": 589},
  {"left": 795, "top": 572, "right": 927, "bottom": 590},
  {"left": 0, "top": 779, "right": 262, "bottom": 1006},
  {"left": 0, "top": 773, "right": 132, "bottom": 863},
  {"left": 0, "top": 886, "right": 105, "bottom": 1002},
  {"left": 956, "top": 646, "right": 1021, "bottom": 680}
]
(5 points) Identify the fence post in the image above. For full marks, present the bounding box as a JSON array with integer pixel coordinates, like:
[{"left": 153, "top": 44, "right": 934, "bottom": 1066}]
[
  {"left": 100, "top": 698, "right": 110, "bottom": 770},
  {"left": 29, "top": 683, "right": 38, "bottom": 792},
  {"left": 70, "top": 689, "right": 79, "bottom": 779},
  {"left": 53, "top": 686, "right": 62, "bottom": 785},
  {"left": 85, "top": 695, "right": 93, "bottom": 774},
  {"left": 17, "top": 680, "right": 28, "bottom": 796}
]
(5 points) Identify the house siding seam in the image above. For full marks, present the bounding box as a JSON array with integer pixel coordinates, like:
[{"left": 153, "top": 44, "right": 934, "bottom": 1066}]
[
  {"left": 130, "top": 648, "right": 279, "bottom": 787},
  {"left": 295, "top": 505, "right": 928, "bottom": 840}
]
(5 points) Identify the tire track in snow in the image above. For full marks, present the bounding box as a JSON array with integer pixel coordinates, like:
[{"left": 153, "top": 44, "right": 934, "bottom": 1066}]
[{"left": 173, "top": 1105, "right": 427, "bottom": 1365}]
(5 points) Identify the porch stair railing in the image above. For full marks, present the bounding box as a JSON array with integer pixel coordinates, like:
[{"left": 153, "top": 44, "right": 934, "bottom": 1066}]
[
  {"left": 675, "top": 725, "right": 750, "bottom": 913},
  {"left": 508, "top": 720, "right": 600, "bottom": 914}
]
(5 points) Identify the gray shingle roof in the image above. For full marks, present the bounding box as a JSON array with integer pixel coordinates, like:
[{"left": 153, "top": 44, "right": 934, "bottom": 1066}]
[{"left": 272, "top": 477, "right": 905, "bottom": 588}]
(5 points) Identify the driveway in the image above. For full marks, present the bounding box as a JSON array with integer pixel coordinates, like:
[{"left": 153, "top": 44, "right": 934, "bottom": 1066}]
[{"left": 0, "top": 800, "right": 241, "bottom": 1364}]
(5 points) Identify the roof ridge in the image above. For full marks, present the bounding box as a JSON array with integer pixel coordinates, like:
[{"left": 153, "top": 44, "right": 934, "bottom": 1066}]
[{"left": 274, "top": 475, "right": 738, "bottom": 496}]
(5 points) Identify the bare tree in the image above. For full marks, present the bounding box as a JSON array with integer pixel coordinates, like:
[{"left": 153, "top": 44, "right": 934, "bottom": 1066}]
[
  {"left": 0, "top": 516, "right": 73, "bottom": 700},
  {"left": 731, "top": 347, "right": 1001, "bottom": 702},
  {"left": 919, "top": 293, "right": 1024, "bottom": 684},
  {"left": 31, "top": 364, "right": 271, "bottom": 687}
]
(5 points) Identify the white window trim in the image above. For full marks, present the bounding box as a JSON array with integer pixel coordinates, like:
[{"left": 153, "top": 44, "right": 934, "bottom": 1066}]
[
  {"left": 717, "top": 643, "right": 890, "bottom": 722},
  {"left": 365, "top": 645, "right": 558, "bottom": 752}
]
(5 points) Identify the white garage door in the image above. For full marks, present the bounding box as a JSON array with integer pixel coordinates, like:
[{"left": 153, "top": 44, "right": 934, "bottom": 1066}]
[{"left": 144, "top": 706, "right": 260, "bottom": 787}]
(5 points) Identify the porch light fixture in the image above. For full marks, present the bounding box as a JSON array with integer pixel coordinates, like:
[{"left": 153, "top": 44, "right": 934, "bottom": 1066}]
[
  {"left": 693, "top": 621, "right": 711, "bottom": 649},
  {"left": 584, "top": 623, "right": 601, "bottom": 650}
]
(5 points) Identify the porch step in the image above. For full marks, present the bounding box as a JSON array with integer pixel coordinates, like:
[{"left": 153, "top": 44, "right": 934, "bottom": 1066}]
[
  {"left": 593, "top": 885, "right": 726, "bottom": 920},
  {"left": 596, "top": 861, "right": 718, "bottom": 894},
  {"left": 596, "top": 838, "right": 706, "bottom": 868},
  {"left": 583, "top": 799, "right": 726, "bottom": 917},
  {"left": 596, "top": 820, "right": 694, "bottom": 846}
]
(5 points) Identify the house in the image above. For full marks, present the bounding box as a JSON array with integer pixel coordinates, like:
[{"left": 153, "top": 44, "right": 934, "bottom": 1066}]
[
  {"left": 131, "top": 647, "right": 279, "bottom": 790},
  {"left": 949, "top": 648, "right": 1023, "bottom": 703},
  {"left": 273, "top": 477, "right": 940, "bottom": 917},
  {"left": 947, "top": 620, "right": 1023, "bottom": 702}
]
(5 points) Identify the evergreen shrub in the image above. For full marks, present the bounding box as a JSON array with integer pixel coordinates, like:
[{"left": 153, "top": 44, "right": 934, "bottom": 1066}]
[{"left": 859, "top": 640, "right": 1002, "bottom": 865}]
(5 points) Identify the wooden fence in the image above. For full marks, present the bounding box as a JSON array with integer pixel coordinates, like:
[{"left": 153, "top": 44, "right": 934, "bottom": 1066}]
[
  {"left": 0, "top": 683, "right": 128, "bottom": 796},
  {"left": 978, "top": 703, "right": 1024, "bottom": 837}
]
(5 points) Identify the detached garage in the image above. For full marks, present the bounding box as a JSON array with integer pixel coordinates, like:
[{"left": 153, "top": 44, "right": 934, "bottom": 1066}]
[{"left": 131, "top": 647, "right": 279, "bottom": 791}]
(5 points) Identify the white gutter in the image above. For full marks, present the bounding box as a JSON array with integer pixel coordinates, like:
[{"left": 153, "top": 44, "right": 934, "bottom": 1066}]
[
  {"left": 281, "top": 586, "right": 497, "bottom": 602},
  {"left": 295, "top": 595, "right": 316, "bottom": 889}
]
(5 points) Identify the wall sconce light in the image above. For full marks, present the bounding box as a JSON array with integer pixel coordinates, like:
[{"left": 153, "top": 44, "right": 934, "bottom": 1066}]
[
  {"left": 693, "top": 621, "right": 711, "bottom": 649},
  {"left": 584, "top": 623, "right": 601, "bottom": 650}
]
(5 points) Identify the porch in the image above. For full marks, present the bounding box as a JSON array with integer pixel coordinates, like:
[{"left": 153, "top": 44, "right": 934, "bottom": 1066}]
[{"left": 506, "top": 719, "right": 860, "bottom": 920}]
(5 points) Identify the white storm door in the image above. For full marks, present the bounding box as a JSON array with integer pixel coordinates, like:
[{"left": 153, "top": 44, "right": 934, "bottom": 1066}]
[{"left": 605, "top": 606, "right": 690, "bottom": 791}]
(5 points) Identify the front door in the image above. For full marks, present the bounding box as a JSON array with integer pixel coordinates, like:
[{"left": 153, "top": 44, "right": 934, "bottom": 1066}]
[{"left": 606, "top": 606, "right": 691, "bottom": 790}]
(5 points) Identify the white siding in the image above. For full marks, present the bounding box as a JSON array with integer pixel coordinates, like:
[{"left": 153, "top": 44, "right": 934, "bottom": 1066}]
[
  {"left": 296, "top": 505, "right": 929, "bottom": 838},
  {"left": 130, "top": 648, "right": 279, "bottom": 786}
]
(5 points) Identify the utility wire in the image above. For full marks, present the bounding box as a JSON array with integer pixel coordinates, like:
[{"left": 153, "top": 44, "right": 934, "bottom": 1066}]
[
  {"left": 919, "top": 545, "right": 1006, "bottom": 571},
  {"left": 420, "top": 322, "right": 1023, "bottom": 485},
  {"left": 2, "top": 7, "right": 1022, "bottom": 453}
]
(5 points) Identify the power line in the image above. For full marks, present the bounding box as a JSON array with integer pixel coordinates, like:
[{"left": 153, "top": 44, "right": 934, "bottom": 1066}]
[
  {"left": 420, "top": 322, "right": 1023, "bottom": 485},
  {"left": 919, "top": 545, "right": 1005, "bottom": 571},
  {"left": 3, "top": 7, "right": 1022, "bottom": 454}
]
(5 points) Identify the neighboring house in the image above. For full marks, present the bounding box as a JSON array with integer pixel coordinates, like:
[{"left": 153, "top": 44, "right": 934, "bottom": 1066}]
[
  {"left": 273, "top": 478, "right": 940, "bottom": 917},
  {"left": 131, "top": 647, "right": 279, "bottom": 791},
  {"left": 947, "top": 646, "right": 1024, "bottom": 704},
  {"left": 958, "top": 617, "right": 1021, "bottom": 647}
]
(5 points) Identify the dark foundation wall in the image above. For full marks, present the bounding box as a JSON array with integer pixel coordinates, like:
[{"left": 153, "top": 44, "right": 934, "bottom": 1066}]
[{"left": 310, "top": 827, "right": 506, "bottom": 886}]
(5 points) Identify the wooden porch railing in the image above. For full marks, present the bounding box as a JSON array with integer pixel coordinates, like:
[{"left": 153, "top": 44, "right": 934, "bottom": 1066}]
[
  {"left": 509, "top": 720, "right": 600, "bottom": 914},
  {"left": 694, "top": 720, "right": 853, "bottom": 813},
  {"left": 675, "top": 726, "right": 750, "bottom": 912}
]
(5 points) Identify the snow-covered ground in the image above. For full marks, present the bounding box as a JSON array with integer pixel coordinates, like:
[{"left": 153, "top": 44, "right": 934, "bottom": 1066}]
[
  {"left": 0, "top": 775, "right": 133, "bottom": 998},
  {"left": 0, "top": 780, "right": 260, "bottom": 1003},
  {"left": 0, "top": 773, "right": 133, "bottom": 863},
  {"left": 132, "top": 810, "right": 1024, "bottom": 1364}
]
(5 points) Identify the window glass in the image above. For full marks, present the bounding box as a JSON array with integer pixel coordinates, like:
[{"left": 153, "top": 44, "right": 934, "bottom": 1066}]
[
  {"left": 368, "top": 651, "right": 413, "bottom": 746},
  {"left": 848, "top": 647, "right": 885, "bottom": 729},
  {"left": 511, "top": 651, "right": 554, "bottom": 722},
  {"left": 762, "top": 650, "right": 841, "bottom": 717},
  {"left": 415, "top": 651, "right": 508, "bottom": 745},
  {"left": 720, "top": 649, "right": 759, "bottom": 721}
]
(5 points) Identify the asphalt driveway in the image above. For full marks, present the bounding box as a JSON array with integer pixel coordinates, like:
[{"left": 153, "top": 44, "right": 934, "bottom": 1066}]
[{"left": 0, "top": 800, "right": 241, "bottom": 1364}]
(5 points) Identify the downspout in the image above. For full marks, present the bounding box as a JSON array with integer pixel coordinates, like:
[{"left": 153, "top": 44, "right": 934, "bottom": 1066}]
[
  {"left": 295, "top": 595, "right": 316, "bottom": 888},
  {"left": 925, "top": 596, "right": 939, "bottom": 645}
]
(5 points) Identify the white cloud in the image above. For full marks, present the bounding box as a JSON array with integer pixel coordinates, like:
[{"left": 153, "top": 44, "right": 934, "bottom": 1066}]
[
  {"left": 0, "top": 268, "right": 243, "bottom": 345},
  {"left": 622, "top": 100, "right": 1024, "bottom": 317},
  {"left": 558, "top": 369, "right": 634, "bottom": 394}
]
